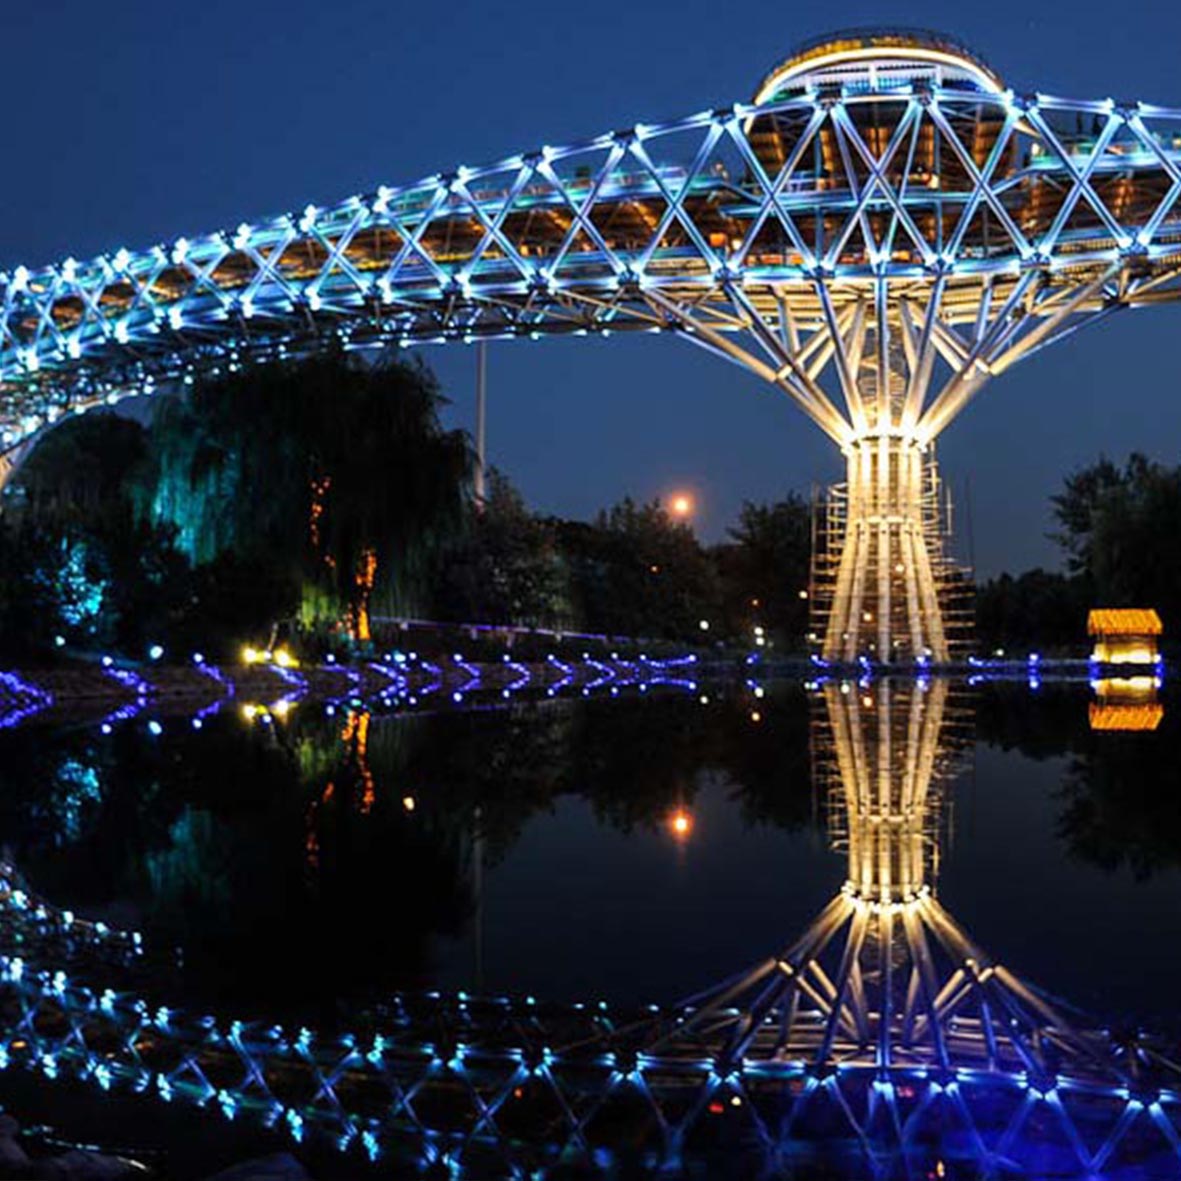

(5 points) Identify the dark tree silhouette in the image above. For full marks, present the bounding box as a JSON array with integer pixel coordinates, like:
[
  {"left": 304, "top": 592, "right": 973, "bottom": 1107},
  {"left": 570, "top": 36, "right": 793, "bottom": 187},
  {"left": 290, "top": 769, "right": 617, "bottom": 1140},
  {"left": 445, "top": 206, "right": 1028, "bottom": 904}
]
[
  {"left": 143, "top": 351, "right": 473, "bottom": 641},
  {"left": 714, "top": 496, "right": 811, "bottom": 648}
]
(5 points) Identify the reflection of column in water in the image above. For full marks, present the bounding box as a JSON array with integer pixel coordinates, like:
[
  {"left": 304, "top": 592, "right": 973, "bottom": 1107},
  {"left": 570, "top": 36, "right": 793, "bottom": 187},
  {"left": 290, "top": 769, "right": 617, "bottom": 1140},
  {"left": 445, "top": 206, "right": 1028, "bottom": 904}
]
[
  {"left": 822, "top": 678, "right": 955, "bottom": 902},
  {"left": 472, "top": 803, "right": 484, "bottom": 994},
  {"left": 635, "top": 678, "right": 1181, "bottom": 1175},
  {"left": 650, "top": 678, "right": 972, "bottom": 1066}
]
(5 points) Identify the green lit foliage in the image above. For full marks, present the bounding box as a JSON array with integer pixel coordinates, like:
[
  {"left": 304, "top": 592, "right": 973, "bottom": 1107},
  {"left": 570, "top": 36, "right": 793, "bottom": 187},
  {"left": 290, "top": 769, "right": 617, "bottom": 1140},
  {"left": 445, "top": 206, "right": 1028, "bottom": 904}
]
[
  {"left": 0, "top": 527, "right": 90, "bottom": 653},
  {"left": 0, "top": 413, "right": 190, "bottom": 654},
  {"left": 143, "top": 351, "right": 473, "bottom": 642},
  {"left": 30, "top": 535, "right": 109, "bottom": 636},
  {"left": 48, "top": 757, "right": 104, "bottom": 847}
]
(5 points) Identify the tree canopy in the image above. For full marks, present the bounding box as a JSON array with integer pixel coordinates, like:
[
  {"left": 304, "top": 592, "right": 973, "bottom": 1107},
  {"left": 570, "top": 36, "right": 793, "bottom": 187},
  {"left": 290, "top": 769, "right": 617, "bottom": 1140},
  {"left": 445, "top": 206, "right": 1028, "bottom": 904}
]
[
  {"left": 0, "top": 354, "right": 823, "bottom": 657},
  {"left": 1051, "top": 453, "right": 1181, "bottom": 634},
  {"left": 143, "top": 351, "right": 473, "bottom": 640},
  {"left": 978, "top": 452, "right": 1181, "bottom": 652},
  {"left": 715, "top": 496, "right": 811, "bottom": 647}
]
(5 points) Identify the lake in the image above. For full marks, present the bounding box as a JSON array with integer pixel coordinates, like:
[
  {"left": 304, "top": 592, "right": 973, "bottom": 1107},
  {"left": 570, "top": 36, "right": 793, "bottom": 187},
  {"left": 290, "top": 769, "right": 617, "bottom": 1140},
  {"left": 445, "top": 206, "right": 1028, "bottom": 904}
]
[{"left": 0, "top": 671, "right": 1179, "bottom": 1178}]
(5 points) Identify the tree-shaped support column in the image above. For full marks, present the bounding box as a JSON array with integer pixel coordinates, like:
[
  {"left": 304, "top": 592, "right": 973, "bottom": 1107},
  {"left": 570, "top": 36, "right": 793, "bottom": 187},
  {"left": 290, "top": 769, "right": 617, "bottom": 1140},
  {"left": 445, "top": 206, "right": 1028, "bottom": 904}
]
[
  {"left": 647, "top": 262, "right": 1119, "bottom": 664},
  {"left": 824, "top": 402, "right": 951, "bottom": 664}
]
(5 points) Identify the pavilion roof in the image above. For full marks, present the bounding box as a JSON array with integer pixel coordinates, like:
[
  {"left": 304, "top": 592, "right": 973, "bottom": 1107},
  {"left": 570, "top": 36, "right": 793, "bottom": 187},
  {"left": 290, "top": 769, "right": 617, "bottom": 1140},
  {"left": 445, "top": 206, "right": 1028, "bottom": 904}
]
[{"left": 1087, "top": 608, "right": 1163, "bottom": 636}]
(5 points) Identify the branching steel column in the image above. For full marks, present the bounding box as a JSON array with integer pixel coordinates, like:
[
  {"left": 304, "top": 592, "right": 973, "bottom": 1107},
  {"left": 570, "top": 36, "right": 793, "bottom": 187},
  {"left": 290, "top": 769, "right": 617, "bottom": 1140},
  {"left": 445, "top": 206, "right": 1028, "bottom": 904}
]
[{"left": 822, "top": 325, "right": 951, "bottom": 663}]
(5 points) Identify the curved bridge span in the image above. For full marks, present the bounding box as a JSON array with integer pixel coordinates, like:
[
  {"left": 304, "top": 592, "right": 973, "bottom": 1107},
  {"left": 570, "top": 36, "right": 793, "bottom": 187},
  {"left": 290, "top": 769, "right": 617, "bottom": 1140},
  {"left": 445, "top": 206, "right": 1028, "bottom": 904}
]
[{"left": 3, "top": 29, "right": 1181, "bottom": 660}]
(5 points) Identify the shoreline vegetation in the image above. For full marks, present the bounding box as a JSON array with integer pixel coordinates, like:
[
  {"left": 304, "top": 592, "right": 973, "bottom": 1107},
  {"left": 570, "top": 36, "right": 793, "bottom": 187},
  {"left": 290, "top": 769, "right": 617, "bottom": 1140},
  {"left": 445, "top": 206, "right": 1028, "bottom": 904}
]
[{"left": 1, "top": 353, "right": 1177, "bottom": 666}]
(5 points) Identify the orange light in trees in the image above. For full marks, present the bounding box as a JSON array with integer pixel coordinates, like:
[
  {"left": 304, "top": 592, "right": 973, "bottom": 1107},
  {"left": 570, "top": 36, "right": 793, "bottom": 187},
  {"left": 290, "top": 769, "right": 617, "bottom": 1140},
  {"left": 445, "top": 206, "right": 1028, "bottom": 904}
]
[
  {"left": 668, "top": 808, "right": 694, "bottom": 840},
  {"left": 669, "top": 493, "right": 694, "bottom": 519}
]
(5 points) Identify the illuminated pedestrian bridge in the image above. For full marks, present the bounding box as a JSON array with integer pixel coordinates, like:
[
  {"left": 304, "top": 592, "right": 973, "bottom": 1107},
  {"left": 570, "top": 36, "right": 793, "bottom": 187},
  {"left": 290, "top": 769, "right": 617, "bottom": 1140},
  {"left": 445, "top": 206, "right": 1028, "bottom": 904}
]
[
  {"left": 2, "top": 29, "right": 1181, "bottom": 660},
  {"left": 1, "top": 681, "right": 1178, "bottom": 1178}
]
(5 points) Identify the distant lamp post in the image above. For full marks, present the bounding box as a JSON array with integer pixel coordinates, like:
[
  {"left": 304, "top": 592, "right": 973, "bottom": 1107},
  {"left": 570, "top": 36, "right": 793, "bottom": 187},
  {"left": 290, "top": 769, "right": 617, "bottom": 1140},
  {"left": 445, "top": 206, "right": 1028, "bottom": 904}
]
[
  {"left": 669, "top": 492, "right": 694, "bottom": 520},
  {"left": 668, "top": 808, "right": 694, "bottom": 841}
]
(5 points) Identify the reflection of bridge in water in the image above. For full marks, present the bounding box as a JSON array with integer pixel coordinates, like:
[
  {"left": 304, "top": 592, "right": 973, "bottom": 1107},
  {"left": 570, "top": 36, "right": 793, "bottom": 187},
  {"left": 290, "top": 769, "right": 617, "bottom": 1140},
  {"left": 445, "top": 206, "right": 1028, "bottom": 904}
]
[
  {"left": 2, "top": 30, "right": 1181, "bottom": 660},
  {"left": 2, "top": 680, "right": 1179, "bottom": 1177}
]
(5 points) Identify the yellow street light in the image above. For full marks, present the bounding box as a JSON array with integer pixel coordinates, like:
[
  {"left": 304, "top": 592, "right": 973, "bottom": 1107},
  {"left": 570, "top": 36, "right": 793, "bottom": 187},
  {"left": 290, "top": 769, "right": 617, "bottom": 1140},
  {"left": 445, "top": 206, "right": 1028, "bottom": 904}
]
[{"left": 668, "top": 808, "right": 694, "bottom": 841}]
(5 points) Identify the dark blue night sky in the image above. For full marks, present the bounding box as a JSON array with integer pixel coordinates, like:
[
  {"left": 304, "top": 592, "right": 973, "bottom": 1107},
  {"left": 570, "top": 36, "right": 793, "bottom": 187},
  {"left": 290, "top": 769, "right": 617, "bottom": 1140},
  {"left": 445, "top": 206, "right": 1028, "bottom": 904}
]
[{"left": 5, "top": 0, "right": 1180, "bottom": 574}]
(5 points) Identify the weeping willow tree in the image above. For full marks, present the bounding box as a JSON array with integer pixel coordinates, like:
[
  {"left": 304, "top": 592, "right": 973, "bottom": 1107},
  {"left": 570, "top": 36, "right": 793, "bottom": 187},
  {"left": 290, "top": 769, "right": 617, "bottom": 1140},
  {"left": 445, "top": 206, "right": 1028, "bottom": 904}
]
[{"left": 142, "top": 351, "right": 473, "bottom": 641}]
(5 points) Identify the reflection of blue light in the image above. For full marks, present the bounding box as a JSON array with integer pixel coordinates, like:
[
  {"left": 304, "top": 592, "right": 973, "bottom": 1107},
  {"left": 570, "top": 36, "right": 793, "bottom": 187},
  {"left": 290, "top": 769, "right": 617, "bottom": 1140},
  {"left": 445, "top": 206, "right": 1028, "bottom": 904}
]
[
  {"left": 0, "top": 670, "right": 54, "bottom": 729},
  {"left": 10, "top": 648, "right": 739, "bottom": 740},
  {"left": 50, "top": 758, "right": 103, "bottom": 844}
]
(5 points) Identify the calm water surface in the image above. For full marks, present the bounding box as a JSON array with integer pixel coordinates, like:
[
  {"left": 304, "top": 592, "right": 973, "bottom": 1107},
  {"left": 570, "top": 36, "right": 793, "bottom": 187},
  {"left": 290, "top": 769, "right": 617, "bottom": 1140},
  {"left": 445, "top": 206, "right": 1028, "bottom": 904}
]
[{"left": 0, "top": 677, "right": 1179, "bottom": 1176}]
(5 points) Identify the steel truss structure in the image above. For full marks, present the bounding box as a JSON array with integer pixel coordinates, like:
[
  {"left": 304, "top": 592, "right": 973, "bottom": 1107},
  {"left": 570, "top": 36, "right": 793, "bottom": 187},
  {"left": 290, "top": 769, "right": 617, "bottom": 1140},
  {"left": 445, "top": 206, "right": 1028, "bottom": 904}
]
[
  {"left": 1, "top": 29, "right": 1181, "bottom": 648},
  {"left": 2, "top": 680, "right": 1180, "bottom": 1177}
]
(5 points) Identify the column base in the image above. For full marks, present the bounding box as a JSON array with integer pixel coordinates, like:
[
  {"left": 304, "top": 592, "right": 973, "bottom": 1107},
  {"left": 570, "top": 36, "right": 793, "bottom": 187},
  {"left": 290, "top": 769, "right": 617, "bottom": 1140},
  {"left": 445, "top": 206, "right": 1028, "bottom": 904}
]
[{"left": 811, "top": 441, "right": 971, "bottom": 664}]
